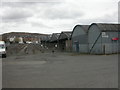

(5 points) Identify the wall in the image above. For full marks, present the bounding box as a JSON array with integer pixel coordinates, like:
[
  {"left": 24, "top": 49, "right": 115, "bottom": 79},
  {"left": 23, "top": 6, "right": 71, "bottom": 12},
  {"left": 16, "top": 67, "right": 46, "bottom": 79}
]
[
  {"left": 88, "top": 24, "right": 102, "bottom": 54},
  {"left": 72, "top": 26, "right": 88, "bottom": 53},
  {"left": 58, "top": 40, "right": 66, "bottom": 52},
  {"left": 65, "top": 40, "right": 72, "bottom": 52},
  {"left": 101, "top": 32, "right": 119, "bottom": 54},
  {"left": 88, "top": 24, "right": 119, "bottom": 54}
]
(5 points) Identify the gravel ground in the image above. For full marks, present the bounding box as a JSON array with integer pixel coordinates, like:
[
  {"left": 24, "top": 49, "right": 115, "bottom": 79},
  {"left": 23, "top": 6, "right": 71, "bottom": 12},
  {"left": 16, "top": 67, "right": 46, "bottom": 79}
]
[{"left": 2, "top": 52, "right": 118, "bottom": 88}]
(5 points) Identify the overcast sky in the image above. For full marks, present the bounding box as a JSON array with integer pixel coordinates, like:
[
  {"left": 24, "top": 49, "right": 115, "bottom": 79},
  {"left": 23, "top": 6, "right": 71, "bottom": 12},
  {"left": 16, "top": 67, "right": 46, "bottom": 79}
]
[{"left": 0, "top": 0, "right": 119, "bottom": 34}]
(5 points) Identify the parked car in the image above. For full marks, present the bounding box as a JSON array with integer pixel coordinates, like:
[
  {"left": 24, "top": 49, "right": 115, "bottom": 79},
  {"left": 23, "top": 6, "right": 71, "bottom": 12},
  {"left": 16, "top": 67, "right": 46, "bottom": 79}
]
[{"left": 0, "top": 41, "right": 6, "bottom": 58}]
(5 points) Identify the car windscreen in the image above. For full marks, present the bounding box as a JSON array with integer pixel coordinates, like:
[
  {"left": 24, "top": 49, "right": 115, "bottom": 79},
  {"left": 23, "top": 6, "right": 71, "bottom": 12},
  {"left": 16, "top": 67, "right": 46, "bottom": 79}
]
[{"left": 0, "top": 44, "right": 5, "bottom": 49}]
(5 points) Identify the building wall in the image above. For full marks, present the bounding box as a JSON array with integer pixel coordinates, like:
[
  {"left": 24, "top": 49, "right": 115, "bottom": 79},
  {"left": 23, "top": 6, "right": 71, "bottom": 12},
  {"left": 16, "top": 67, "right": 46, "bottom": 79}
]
[
  {"left": 101, "top": 32, "right": 119, "bottom": 54},
  {"left": 72, "top": 26, "right": 88, "bottom": 53},
  {"left": 88, "top": 24, "right": 102, "bottom": 54},
  {"left": 58, "top": 39, "right": 72, "bottom": 52},
  {"left": 88, "top": 24, "right": 119, "bottom": 54},
  {"left": 65, "top": 40, "right": 72, "bottom": 52},
  {"left": 58, "top": 40, "right": 65, "bottom": 51},
  {"left": 119, "top": 32, "right": 120, "bottom": 53}
]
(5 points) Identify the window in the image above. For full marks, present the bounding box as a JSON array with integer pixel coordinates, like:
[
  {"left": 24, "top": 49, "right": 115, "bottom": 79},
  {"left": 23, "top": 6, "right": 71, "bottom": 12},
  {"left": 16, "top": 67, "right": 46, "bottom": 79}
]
[{"left": 0, "top": 45, "right": 5, "bottom": 49}]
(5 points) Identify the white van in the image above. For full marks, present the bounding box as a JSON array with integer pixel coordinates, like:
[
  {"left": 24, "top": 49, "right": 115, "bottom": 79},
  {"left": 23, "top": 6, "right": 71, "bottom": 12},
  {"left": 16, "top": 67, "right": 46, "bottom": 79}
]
[{"left": 0, "top": 41, "right": 6, "bottom": 58}]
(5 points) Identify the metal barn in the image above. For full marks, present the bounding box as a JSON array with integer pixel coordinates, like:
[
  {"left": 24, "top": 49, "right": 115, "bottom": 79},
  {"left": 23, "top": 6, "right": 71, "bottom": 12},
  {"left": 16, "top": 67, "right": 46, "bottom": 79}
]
[
  {"left": 58, "top": 31, "right": 72, "bottom": 52},
  {"left": 41, "top": 35, "right": 51, "bottom": 48},
  {"left": 71, "top": 25, "right": 89, "bottom": 53},
  {"left": 88, "top": 23, "right": 120, "bottom": 54},
  {"left": 50, "top": 33, "right": 60, "bottom": 49}
]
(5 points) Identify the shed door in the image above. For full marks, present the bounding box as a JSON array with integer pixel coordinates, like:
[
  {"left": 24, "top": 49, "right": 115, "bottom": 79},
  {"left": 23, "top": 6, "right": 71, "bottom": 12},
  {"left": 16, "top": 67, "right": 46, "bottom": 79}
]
[{"left": 75, "top": 42, "right": 79, "bottom": 52}]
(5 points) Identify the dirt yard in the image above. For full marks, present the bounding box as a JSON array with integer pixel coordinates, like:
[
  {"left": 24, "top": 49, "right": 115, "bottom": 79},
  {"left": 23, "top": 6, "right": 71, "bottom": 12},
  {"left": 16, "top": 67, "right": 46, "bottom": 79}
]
[{"left": 2, "top": 51, "right": 118, "bottom": 88}]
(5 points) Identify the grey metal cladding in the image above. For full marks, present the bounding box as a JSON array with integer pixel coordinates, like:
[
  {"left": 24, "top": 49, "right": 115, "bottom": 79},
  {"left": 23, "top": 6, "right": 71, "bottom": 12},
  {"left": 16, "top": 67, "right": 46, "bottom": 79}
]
[
  {"left": 72, "top": 35, "right": 88, "bottom": 44},
  {"left": 80, "top": 25, "right": 90, "bottom": 33},
  {"left": 59, "top": 31, "right": 72, "bottom": 40},
  {"left": 72, "top": 25, "right": 89, "bottom": 35},
  {"left": 50, "top": 33, "right": 60, "bottom": 42},
  {"left": 88, "top": 23, "right": 119, "bottom": 54},
  {"left": 95, "top": 23, "right": 120, "bottom": 32},
  {"left": 72, "top": 25, "right": 89, "bottom": 53}
]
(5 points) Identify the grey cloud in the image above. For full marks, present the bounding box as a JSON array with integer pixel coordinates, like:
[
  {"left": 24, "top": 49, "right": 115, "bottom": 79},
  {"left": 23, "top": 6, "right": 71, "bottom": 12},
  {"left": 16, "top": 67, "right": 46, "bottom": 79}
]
[
  {"left": 31, "top": 22, "right": 52, "bottom": 28},
  {"left": 1, "top": 0, "right": 62, "bottom": 3},
  {"left": 42, "top": 8, "right": 84, "bottom": 19},
  {"left": 76, "top": 12, "right": 118, "bottom": 25},
  {"left": 1, "top": 2, "right": 38, "bottom": 8},
  {"left": 1, "top": 0, "right": 63, "bottom": 7},
  {"left": 1, "top": 8, "right": 33, "bottom": 22},
  {"left": 98, "top": 12, "right": 118, "bottom": 23},
  {"left": 0, "top": 0, "right": 118, "bottom": 34}
]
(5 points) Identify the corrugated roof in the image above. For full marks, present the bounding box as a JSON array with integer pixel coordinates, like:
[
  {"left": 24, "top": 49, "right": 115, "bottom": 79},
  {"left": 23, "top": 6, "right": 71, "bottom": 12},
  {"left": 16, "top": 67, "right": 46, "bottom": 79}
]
[
  {"left": 71, "top": 25, "right": 89, "bottom": 38},
  {"left": 63, "top": 31, "right": 72, "bottom": 38},
  {"left": 42, "top": 35, "right": 51, "bottom": 42},
  {"left": 81, "top": 25, "right": 90, "bottom": 33},
  {"left": 50, "top": 33, "right": 60, "bottom": 42},
  {"left": 93, "top": 23, "right": 120, "bottom": 32},
  {"left": 72, "top": 25, "right": 89, "bottom": 34},
  {"left": 59, "top": 31, "right": 72, "bottom": 40}
]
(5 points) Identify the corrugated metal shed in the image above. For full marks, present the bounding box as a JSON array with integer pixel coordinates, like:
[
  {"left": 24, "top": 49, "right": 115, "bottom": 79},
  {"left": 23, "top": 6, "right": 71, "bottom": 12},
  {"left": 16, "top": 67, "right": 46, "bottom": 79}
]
[
  {"left": 88, "top": 23, "right": 120, "bottom": 54},
  {"left": 50, "top": 33, "right": 60, "bottom": 42},
  {"left": 58, "top": 31, "right": 72, "bottom": 40},
  {"left": 42, "top": 35, "right": 51, "bottom": 42},
  {"left": 72, "top": 25, "right": 89, "bottom": 36},
  {"left": 80, "top": 25, "right": 89, "bottom": 33},
  {"left": 71, "top": 25, "right": 89, "bottom": 53},
  {"left": 58, "top": 31, "right": 72, "bottom": 52},
  {"left": 46, "top": 35, "right": 51, "bottom": 42},
  {"left": 90, "top": 23, "right": 120, "bottom": 32}
]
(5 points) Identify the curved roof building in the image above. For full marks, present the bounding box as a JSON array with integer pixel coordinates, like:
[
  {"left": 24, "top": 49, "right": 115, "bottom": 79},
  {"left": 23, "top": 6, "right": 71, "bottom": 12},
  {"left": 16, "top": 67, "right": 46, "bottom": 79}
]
[
  {"left": 50, "top": 33, "right": 60, "bottom": 42},
  {"left": 58, "top": 31, "right": 72, "bottom": 52},
  {"left": 88, "top": 23, "right": 120, "bottom": 54},
  {"left": 71, "top": 25, "right": 89, "bottom": 53}
]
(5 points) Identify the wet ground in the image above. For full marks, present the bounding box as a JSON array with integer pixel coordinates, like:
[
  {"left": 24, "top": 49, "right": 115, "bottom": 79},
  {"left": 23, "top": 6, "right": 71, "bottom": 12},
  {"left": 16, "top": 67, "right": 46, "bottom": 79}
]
[{"left": 2, "top": 52, "right": 118, "bottom": 88}]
